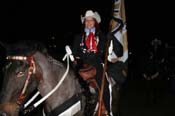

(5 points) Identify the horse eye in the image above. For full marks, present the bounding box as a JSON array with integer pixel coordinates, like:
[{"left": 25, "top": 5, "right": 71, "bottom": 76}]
[{"left": 17, "top": 71, "right": 24, "bottom": 78}]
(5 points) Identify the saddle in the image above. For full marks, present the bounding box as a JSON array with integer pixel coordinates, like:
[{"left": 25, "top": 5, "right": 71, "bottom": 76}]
[{"left": 78, "top": 64, "right": 109, "bottom": 116}]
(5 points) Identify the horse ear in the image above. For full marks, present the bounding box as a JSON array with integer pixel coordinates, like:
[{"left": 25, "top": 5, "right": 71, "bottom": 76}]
[
  {"left": 34, "top": 41, "right": 48, "bottom": 54},
  {"left": 0, "top": 41, "right": 8, "bottom": 51},
  {"left": 0, "top": 41, "right": 11, "bottom": 53},
  {"left": 0, "top": 41, "right": 8, "bottom": 65},
  {"left": 0, "top": 41, "right": 5, "bottom": 48}
]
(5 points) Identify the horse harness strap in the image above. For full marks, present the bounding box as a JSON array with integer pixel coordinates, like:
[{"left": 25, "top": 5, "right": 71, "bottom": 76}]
[
  {"left": 46, "top": 94, "right": 82, "bottom": 116},
  {"left": 6, "top": 56, "right": 42, "bottom": 105}
]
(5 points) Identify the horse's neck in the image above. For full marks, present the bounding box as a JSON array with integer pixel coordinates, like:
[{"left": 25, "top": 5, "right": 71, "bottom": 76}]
[{"left": 33, "top": 52, "right": 81, "bottom": 113}]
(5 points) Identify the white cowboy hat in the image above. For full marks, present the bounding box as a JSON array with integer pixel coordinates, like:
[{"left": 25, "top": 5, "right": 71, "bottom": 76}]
[{"left": 81, "top": 10, "right": 101, "bottom": 24}]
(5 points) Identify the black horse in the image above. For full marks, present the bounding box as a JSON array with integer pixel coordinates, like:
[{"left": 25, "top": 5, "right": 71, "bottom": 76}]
[
  {"left": 0, "top": 40, "right": 85, "bottom": 116},
  {"left": 0, "top": 40, "right": 120, "bottom": 116}
]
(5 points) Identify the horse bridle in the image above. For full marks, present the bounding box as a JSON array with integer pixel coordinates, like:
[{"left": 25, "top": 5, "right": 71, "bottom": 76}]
[{"left": 6, "top": 56, "right": 41, "bottom": 105}]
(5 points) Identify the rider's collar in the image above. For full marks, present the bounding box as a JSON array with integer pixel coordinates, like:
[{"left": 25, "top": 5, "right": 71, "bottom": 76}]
[{"left": 84, "top": 27, "right": 96, "bottom": 35}]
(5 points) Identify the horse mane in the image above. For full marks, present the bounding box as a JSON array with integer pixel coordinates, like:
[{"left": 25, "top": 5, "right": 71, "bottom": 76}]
[
  {"left": 6, "top": 40, "right": 48, "bottom": 57},
  {"left": 5, "top": 40, "right": 69, "bottom": 74},
  {"left": 47, "top": 55, "right": 65, "bottom": 72},
  {"left": 5, "top": 39, "right": 71, "bottom": 71}
]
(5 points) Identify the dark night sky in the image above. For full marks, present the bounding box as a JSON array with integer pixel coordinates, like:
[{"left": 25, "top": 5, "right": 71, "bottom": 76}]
[
  {"left": 2, "top": 0, "right": 174, "bottom": 54},
  {"left": 1, "top": 1, "right": 175, "bottom": 115},
  {"left": 5, "top": 0, "right": 112, "bottom": 41}
]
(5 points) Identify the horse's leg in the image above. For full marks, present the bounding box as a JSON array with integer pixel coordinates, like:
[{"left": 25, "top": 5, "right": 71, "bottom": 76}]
[{"left": 112, "top": 84, "right": 120, "bottom": 116}]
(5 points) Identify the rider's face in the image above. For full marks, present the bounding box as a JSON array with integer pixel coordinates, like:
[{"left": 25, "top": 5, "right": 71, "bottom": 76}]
[{"left": 85, "top": 17, "right": 95, "bottom": 29}]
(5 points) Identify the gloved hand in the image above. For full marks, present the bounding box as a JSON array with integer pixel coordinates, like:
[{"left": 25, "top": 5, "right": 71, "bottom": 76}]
[
  {"left": 108, "top": 40, "right": 113, "bottom": 55},
  {"left": 62, "top": 45, "right": 74, "bottom": 62}
]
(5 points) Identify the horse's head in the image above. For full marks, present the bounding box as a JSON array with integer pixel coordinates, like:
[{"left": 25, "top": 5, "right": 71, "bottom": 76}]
[
  {"left": 0, "top": 40, "right": 45, "bottom": 116},
  {"left": 0, "top": 40, "right": 83, "bottom": 116}
]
